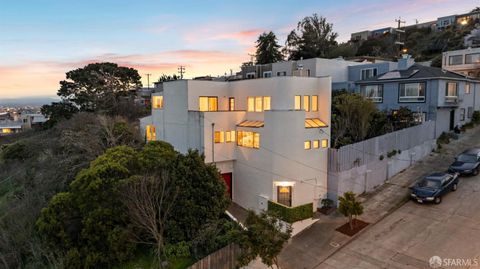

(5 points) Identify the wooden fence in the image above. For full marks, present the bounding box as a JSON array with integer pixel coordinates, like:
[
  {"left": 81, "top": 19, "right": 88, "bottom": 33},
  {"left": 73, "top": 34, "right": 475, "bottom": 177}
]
[{"left": 188, "top": 244, "right": 242, "bottom": 269}]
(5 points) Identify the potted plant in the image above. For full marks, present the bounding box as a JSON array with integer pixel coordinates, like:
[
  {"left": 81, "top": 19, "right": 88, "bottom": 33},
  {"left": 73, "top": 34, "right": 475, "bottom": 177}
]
[{"left": 319, "top": 198, "right": 335, "bottom": 215}]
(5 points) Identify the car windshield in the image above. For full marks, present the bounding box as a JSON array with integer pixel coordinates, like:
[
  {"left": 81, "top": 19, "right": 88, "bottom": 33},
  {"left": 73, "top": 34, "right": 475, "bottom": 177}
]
[
  {"left": 418, "top": 179, "right": 441, "bottom": 189},
  {"left": 457, "top": 154, "right": 477, "bottom": 163}
]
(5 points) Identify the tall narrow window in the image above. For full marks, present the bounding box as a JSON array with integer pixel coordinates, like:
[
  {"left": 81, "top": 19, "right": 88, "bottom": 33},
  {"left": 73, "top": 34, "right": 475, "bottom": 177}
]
[
  {"left": 311, "top": 95, "right": 318, "bottom": 111},
  {"left": 247, "top": 97, "right": 255, "bottom": 112},
  {"left": 253, "top": 133, "right": 260, "bottom": 149},
  {"left": 199, "top": 97, "right": 218, "bottom": 111},
  {"left": 263, "top": 96, "right": 271, "bottom": 111},
  {"left": 229, "top": 97, "right": 235, "bottom": 111},
  {"left": 146, "top": 125, "right": 156, "bottom": 141},
  {"left": 214, "top": 131, "right": 224, "bottom": 143},
  {"left": 255, "top": 97, "right": 263, "bottom": 112},
  {"left": 313, "top": 140, "right": 320, "bottom": 149},
  {"left": 225, "top": 130, "right": 235, "bottom": 142},
  {"left": 294, "top": 95, "right": 301, "bottom": 110},
  {"left": 277, "top": 186, "right": 292, "bottom": 207},
  {"left": 303, "top": 96, "right": 310, "bottom": 112},
  {"left": 152, "top": 96, "right": 164, "bottom": 109},
  {"left": 304, "top": 141, "right": 311, "bottom": 150},
  {"left": 321, "top": 139, "right": 328, "bottom": 148},
  {"left": 465, "top": 83, "right": 471, "bottom": 94}
]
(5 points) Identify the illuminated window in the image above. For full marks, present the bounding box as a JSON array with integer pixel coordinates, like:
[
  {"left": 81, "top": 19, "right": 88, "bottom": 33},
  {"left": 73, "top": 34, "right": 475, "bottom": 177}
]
[
  {"left": 247, "top": 97, "right": 255, "bottom": 112},
  {"left": 263, "top": 96, "right": 271, "bottom": 111},
  {"left": 146, "top": 125, "right": 156, "bottom": 141},
  {"left": 237, "top": 131, "right": 260, "bottom": 149},
  {"left": 304, "top": 96, "right": 310, "bottom": 112},
  {"left": 199, "top": 96, "right": 218, "bottom": 111},
  {"left": 229, "top": 97, "right": 235, "bottom": 111},
  {"left": 321, "top": 139, "right": 328, "bottom": 148},
  {"left": 226, "top": 130, "right": 236, "bottom": 143},
  {"left": 311, "top": 95, "right": 318, "bottom": 111},
  {"left": 2, "top": 128, "right": 12, "bottom": 134},
  {"left": 277, "top": 186, "right": 292, "bottom": 207},
  {"left": 294, "top": 95, "right": 301, "bottom": 110},
  {"left": 214, "top": 131, "right": 225, "bottom": 143},
  {"left": 304, "top": 141, "right": 311, "bottom": 150},
  {"left": 313, "top": 140, "right": 319, "bottom": 149},
  {"left": 255, "top": 97, "right": 263, "bottom": 112},
  {"left": 152, "top": 96, "right": 164, "bottom": 109},
  {"left": 465, "top": 83, "right": 471, "bottom": 94}
]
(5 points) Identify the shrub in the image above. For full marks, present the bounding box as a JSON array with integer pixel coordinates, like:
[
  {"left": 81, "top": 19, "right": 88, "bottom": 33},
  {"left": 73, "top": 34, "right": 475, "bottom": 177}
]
[
  {"left": 164, "top": 242, "right": 190, "bottom": 260},
  {"left": 437, "top": 132, "right": 451, "bottom": 145},
  {"left": 472, "top": 111, "right": 480, "bottom": 124},
  {"left": 387, "top": 149, "right": 398, "bottom": 158},
  {"left": 321, "top": 198, "right": 334, "bottom": 209},
  {"left": 1, "top": 142, "right": 29, "bottom": 161},
  {"left": 267, "top": 201, "right": 313, "bottom": 223}
]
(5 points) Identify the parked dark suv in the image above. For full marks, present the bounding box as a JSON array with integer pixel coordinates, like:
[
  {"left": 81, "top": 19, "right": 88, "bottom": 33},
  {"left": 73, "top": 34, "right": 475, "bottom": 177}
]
[
  {"left": 410, "top": 172, "right": 459, "bottom": 204},
  {"left": 448, "top": 148, "right": 480, "bottom": 176}
]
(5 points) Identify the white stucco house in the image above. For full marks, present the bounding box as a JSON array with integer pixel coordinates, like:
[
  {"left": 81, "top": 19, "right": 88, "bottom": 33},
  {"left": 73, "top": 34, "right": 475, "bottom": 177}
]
[{"left": 140, "top": 76, "right": 332, "bottom": 213}]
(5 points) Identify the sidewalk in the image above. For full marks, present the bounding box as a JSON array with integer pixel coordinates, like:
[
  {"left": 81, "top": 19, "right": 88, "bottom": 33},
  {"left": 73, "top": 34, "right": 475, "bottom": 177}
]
[{"left": 277, "top": 126, "right": 480, "bottom": 269}]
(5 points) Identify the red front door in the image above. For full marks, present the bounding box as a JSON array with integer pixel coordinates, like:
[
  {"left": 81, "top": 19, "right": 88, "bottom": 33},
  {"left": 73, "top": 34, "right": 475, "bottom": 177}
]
[{"left": 221, "top": 173, "right": 232, "bottom": 199}]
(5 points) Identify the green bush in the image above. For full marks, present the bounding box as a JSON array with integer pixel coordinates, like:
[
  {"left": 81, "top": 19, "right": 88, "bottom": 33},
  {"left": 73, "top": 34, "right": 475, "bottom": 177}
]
[
  {"left": 267, "top": 201, "right": 313, "bottom": 223},
  {"left": 472, "top": 111, "right": 480, "bottom": 124},
  {"left": 437, "top": 132, "right": 451, "bottom": 145},
  {"left": 1, "top": 142, "right": 29, "bottom": 161},
  {"left": 321, "top": 198, "right": 334, "bottom": 209},
  {"left": 164, "top": 242, "right": 190, "bottom": 260},
  {"left": 387, "top": 149, "right": 398, "bottom": 158}
]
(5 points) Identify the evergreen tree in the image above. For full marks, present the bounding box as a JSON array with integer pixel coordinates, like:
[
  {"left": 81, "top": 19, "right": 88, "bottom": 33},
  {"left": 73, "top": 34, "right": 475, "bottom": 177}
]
[{"left": 255, "top": 31, "right": 284, "bottom": 64}]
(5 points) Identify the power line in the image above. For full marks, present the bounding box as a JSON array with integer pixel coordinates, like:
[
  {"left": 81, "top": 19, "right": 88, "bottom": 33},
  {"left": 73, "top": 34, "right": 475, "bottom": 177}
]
[{"left": 145, "top": 73, "right": 152, "bottom": 89}]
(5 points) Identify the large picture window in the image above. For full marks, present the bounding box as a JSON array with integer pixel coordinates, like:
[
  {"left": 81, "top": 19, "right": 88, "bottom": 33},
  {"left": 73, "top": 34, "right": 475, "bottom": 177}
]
[
  {"left": 362, "top": 85, "right": 383, "bottom": 102},
  {"left": 399, "top": 83, "right": 426, "bottom": 102},
  {"left": 199, "top": 96, "right": 218, "bottom": 111},
  {"left": 465, "top": 53, "right": 480, "bottom": 64},
  {"left": 277, "top": 186, "right": 292, "bottom": 207},
  {"left": 237, "top": 131, "right": 260, "bottom": 149},
  {"left": 361, "top": 68, "right": 378, "bottom": 80}
]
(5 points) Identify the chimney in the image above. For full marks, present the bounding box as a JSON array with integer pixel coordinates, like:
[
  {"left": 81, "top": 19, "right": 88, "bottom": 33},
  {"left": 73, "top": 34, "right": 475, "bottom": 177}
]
[{"left": 398, "top": 54, "right": 415, "bottom": 70}]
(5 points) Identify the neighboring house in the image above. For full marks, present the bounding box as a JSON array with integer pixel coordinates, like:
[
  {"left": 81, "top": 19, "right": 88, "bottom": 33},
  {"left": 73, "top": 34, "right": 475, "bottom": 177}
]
[
  {"left": 356, "top": 55, "right": 480, "bottom": 136},
  {"left": 0, "top": 122, "right": 22, "bottom": 135},
  {"left": 238, "top": 57, "right": 363, "bottom": 91},
  {"left": 442, "top": 47, "right": 480, "bottom": 78},
  {"left": 140, "top": 76, "right": 332, "bottom": 212},
  {"left": 350, "top": 27, "right": 397, "bottom": 41}
]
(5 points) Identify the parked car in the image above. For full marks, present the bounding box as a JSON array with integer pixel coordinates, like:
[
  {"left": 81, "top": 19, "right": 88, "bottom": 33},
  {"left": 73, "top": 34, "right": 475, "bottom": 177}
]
[
  {"left": 448, "top": 148, "right": 480, "bottom": 176},
  {"left": 410, "top": 172, "right": 459, "bottom": 204}
]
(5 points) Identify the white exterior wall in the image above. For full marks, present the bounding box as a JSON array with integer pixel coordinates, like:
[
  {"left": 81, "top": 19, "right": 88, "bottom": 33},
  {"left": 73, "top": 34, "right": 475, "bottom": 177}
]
[{"left": 144, "top": 76, "right": 332, "bottom": 212}]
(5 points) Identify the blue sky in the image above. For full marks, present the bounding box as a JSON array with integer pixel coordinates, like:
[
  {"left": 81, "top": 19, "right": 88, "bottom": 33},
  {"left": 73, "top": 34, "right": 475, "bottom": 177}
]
[{"left": 0, "top": 0, "right": 477, "bottom": 98}]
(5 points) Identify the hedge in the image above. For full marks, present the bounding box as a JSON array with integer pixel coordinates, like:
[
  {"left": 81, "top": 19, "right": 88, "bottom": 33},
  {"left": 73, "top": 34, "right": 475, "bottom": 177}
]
[{"left": 267, "top": 201, "right": 313, "bottom": 223}]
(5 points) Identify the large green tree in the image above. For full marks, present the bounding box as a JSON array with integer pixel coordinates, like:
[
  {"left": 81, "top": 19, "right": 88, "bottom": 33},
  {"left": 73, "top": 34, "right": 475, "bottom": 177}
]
[
  {"left": 255, "top": 31, "right": 284, "bottom": 64},
  {"left": 284, "top": 14, "right": 338, "bottom": 60}
]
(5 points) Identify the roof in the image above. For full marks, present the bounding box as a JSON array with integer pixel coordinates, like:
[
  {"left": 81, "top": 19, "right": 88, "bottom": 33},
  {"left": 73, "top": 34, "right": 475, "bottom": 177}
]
[
  {"left": 237, "top": 120, "right": 264, "bottom": 128},
  {"left": 425, "top": 173, "right": 450, "bottom": 181},
  {"left": 356, "top": 64, "right": 477, "bottom": 84},
  {"left": 461, "top": 148, "right": 480, "bottom": 155},
  {"left": 305, "top": 118, "right": 328, "bottom": 128}
]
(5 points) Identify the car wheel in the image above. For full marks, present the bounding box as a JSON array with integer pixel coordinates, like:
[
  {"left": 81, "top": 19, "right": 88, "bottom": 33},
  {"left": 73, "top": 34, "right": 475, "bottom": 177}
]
[
  {"left": 473, "top": 169, "right": 479, "bottom": 176},
  {"left": 452, "top": 183, "right": 458, "bottom": 191},
  {"left": 434, "top": 196, "right": 442, "bottom": 204}
]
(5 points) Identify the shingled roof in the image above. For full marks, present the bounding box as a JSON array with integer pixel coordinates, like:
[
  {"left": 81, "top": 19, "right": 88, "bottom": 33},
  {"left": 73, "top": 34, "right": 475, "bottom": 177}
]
[{"left": 356, "top": 64, "right": 477, "bottom": 84}]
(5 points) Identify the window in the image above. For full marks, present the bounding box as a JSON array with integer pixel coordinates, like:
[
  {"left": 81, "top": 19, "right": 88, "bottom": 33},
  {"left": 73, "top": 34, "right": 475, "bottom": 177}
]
[
  {"left": 226, "top": 131, "right": 236, "bottom": 143},
  {"left": 361, "top": 68, "right": 378, "bottom": 80},
  {"left": 304, "top": 141, "right": 311, "bottom": 150},
  {"left": 465, "top": 83, "right": 471, "bottom": 94},
  {"left": 399, "top": 83, "right": 426, "bottom": 102},
  {"left": 303, "top": 96, "right": 310, "bottom": 112},
  {"left": 311, "top": 95, "right": 318, "bottom": 112},
  {"left": 460, "top": 108, "right": 466, "bottom": 121},
  {"left": 277, "top": 186, "right": 292, "bottom": 207},
  {"left": 446, "top": 82, "right": 458, "bottom": 97},
  {"left": 448, "top": 55, "right": 463, "bottom": 66},
  {"left": 294, "top": 95, "right": 301, "bottom": 110},
  {"left": 146, "top": 125, "right": 156, "bottom": 141},
  {"left": 152, "top": 96, "right": 164, "bottom": 109},
  {"left": 199, "top": 96, "right": 218, "bottom": 111},
  {"left": 468, "top": 107, "right": 474, "bottom": 118},
  {"left": 214, "top": 131, "right": 224, "bottom": 143},
  {"left": 313, "top": 140, "right": 320, "bottom": 149},
  {"left": 263, "top": 71, "right": 272, "bottom": 78},
  {"left": 248, "top": 96, "right": 271, "bottom": 112},
  {"left": 465, "top": 53, "right": 480, "bottom": 64},
  {"left": 246, "top": 72, "right": 256, "bottom": 79},
  {"left": 277, "top": 71, "right": 287, "bottom": 76},
  {"left": 321, "top": 139, "right": 328, "bottom": 148},
  {"left": 237, "top": 131, "right": 260, "bottom": 149},
  {"left": 229, "top": 97, "right": 235, "bottom": 111},
  {"left": 362, "top": 85, "right": 383, "bottom": 102}
]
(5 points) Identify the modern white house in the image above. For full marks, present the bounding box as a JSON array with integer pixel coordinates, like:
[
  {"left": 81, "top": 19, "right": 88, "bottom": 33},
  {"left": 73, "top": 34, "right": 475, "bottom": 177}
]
[
  {"left": 443, "top": 47, "right": 480, "bottom": 78},
  {"left": 140, "top": 76, "right": 332, "bottom": 213}
]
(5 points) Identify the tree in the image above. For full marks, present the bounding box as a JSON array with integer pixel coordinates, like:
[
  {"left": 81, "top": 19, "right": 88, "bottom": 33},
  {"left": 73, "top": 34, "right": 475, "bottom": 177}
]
[
  {"left": 255, "top": 31, "right": 284, "bottom": 64},
  {"left": 236, "top": 211, "right": 291, "bottom": 269},
  {"left": 41, "top": 101, "right": 79, "bottom": 128},
  {"left": 121, "top": 173, "right": 179, "bottom": 264},
  {"left": 327, "top": 42, "right": 357, "bottom": 58},
  {"left": 158, "top": 74, "right": 179, "bottom": 82},
  {"left": 284, "top": 14, "right": 338, "bottom": 60},
  {"left": 338, "top": 192, "right": 364, "bottom": 230}
]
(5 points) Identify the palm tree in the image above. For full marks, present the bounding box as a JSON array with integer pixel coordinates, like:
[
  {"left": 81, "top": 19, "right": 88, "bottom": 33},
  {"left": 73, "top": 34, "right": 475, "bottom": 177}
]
[
  {"left": 338, "top": 192, "right": 364, "bottom": 230},
  {"left": 255, "top": 31, "right": 284, "bottom": 64}
]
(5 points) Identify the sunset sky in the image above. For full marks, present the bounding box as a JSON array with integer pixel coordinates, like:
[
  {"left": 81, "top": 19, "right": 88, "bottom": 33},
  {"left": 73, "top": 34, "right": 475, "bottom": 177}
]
[{"left": 0, "top": 0, "right": 477, "bottom": 99}]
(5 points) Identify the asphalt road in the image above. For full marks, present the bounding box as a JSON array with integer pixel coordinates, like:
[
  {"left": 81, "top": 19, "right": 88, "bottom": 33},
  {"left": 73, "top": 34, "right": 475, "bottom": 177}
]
[{"left": 319, "top": 171, "right": 480, "bottom": 269}]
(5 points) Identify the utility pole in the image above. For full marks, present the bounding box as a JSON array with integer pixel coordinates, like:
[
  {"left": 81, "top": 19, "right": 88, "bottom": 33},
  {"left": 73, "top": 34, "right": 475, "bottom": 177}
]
[
  {"left": 395, "top": 17, "right": 406, "bottom": 51},
  {"left": 145, "top": 73, "right": 152, "bottom": 89},
  {"left": 178, "top": 66, "right": 185, "bottom": 79},
  {"left": 248, "top": 53, "right": 255, "bottom": 64},
  {"left": 395, "top": 17, "right": 406, "bottom": 29}
]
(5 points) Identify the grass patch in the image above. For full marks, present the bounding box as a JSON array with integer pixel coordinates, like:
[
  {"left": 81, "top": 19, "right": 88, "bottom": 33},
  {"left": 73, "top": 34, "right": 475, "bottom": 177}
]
[{"left": 114, "top": 251, "right": 195, "bottom": 269}]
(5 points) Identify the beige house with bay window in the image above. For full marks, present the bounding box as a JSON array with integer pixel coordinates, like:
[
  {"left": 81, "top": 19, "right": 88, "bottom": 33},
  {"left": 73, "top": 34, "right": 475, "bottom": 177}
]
[{"left": 140, "top": 76, "right": 332, "bottom": 212}]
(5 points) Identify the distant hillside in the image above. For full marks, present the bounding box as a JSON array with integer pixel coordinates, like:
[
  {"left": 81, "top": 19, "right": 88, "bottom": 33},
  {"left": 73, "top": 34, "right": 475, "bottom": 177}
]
[{"left": 0, "top": 96, "right": 59, "bottom": 106}]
